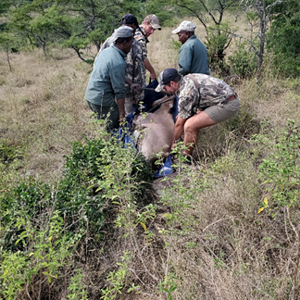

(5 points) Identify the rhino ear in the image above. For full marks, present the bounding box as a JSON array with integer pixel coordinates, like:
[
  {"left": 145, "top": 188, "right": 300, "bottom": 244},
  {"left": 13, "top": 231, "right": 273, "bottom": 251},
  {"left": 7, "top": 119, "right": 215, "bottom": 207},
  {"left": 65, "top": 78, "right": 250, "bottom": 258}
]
[
  {"left": 152, "top": 95, "right": 175, "bottom": 107},
  {"left": 152, "top": 95, "right": 168, "bottom": 107}
]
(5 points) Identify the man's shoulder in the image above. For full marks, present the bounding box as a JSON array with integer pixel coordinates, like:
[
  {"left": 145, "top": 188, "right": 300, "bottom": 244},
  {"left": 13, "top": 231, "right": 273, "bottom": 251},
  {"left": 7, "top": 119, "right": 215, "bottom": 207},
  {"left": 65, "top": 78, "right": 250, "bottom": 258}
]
[
  {"left": 99, "top": 46, "right": 125, "bottom": 63},
  {"left": 101, "top": 36, "right": 114, "bottom": 50},
  {"left": 190, "top": 36, "right": 206, "bottom": 49},
  {"left": 180, "top": 74, "right": 209, "bottom": 88},
  {"left": 101, "top": 45, "right": 116, "bottom": 56},
  {"left": 132, "top": 39, "right": 143, "bottom": 50},
  {"left": 179, "top": 76, "right": 199, "bottom": 93},
  {"left": 134, "top": 27, "right": 147, "bottom": 44}
]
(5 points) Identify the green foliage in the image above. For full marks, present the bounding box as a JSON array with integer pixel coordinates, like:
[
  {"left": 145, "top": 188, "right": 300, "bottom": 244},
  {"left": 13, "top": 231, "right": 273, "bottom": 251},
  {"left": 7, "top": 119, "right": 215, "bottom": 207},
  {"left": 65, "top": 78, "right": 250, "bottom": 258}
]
[
  {"left": 0, "top": 122, "right": 154, "bottom": 298},
  {"left": 0, "top": 211, "right": 77, "bottom": 300},
  {"left": 0, "top": 140, "right": 24, "bottom": 165},
  {"left": 257, "top": 120, "right": 300, "bottom": 215},
  {"left": 141, "top": 0, "right": 181, "bottom": 27},
  {"left": 101, "top": 251, "right": 140, "bottom": 300},
  {"left": 158, "top": 272, "right": 178, "bottom": 300},
  {"left": 5, "top": 0, "right": 125, "bottom": 61},
  {"left": 56, "top": 135, "right": 115, "bottom": 234},
  {"left": 67, "top": 269, "right": 88, "bottom": 300},
  {"left": 0, "top": 251, "right": 29, "bottom": 300},
  {"left": 267, "top": 12, "right": 300, "bottom": 77},
  {"left": 56, "top": 131, "right": 152, "bottom": 235},
  {"left": 205, "top": 24, "right": 232, "bottom": 75},
  {"left": 228, "top": 41, "right": 257, "bottom": 78}
]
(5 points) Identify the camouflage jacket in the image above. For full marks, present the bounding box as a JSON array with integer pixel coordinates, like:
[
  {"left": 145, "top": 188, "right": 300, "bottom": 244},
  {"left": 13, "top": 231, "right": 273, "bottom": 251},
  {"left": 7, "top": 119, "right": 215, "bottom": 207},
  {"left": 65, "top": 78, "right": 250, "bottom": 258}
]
[
  {"left": 177, "top": 74, "right": 236, "bottom": 119},
  {"left": 134, "top": 26, "right": 148, "bottom": 62},
  {"left": 95, "top": 36, "right": 146, "bottom": 97}
]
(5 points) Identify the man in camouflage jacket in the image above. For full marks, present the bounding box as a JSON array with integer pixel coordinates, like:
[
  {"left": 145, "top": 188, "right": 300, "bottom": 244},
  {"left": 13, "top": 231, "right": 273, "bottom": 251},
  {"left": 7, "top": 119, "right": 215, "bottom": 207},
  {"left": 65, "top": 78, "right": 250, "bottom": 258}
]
[
  {"left": 134, "top": 14, "right": 161, "bottom": 81},
  {"left": 94, "top": 14, "right": 146, "bottom": 115},
  {"left": 156, "top": 68, "right": 240, "bottom": 159}
]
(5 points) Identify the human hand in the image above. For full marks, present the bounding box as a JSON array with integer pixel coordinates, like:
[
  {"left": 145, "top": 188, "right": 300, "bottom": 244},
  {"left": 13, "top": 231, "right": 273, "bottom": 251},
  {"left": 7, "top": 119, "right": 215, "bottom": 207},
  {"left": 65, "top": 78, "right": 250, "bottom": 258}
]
[
  {"left": 119, "top": 113, "right": 125, "bottom": 124},
  {"left": 150, "top": 72, "right": 157, "bottom": 80},
  {"left": 131, "top": 83, "right": 142, "bottom": 93}
]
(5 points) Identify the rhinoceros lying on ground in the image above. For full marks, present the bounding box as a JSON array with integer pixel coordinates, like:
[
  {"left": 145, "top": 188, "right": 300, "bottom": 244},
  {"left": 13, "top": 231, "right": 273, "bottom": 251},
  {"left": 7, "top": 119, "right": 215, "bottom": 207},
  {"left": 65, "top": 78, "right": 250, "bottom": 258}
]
[{"left": 132, "top": 95, "right": 175, "bottom": 166}]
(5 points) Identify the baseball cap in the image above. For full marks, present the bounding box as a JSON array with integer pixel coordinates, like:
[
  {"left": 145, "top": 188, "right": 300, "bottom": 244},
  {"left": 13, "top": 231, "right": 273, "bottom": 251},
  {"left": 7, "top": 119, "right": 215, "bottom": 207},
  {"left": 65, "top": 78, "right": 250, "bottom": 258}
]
[
  {"left": 121, "top": 14, "right": 139, "bottom": 28},
  {"left": 172, "top": 21, "right": 196, "bottom": 34},
  {"left": 143, "top": 14, "right": 161, "bottom": 30},
  {"left": 112, "top": 26, "right": 133, "bottom": 42},
  {"left": 155, "top": 68, "right": 180, "bottom": 92}
]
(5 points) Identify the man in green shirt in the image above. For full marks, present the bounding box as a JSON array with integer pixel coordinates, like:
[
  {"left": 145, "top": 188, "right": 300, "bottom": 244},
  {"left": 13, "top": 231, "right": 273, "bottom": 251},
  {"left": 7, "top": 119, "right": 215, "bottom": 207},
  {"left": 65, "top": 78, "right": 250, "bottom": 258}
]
[
  {"left": 172, "top": 21, "right": 210, "bottom": 76},
  {"left": 85, "top": 26, "right": 134, "bottom": 131}
]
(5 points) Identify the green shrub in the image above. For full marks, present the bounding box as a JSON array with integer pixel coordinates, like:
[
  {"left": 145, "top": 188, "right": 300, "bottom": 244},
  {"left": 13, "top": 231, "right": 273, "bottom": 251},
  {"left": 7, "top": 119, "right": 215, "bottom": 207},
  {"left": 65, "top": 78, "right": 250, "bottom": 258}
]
[
  {"left": 56, "top": 133, "right": 152, "bottom": 236},
  {"left": 0, "top": 211, "right": 78, "bottom": 300},
  {"left": 0, "top": 140, "right": 24, "bottom": 165},
  {"left": 227, "top": 41, "right": 257, "bottom": 78},
  {"left": 1, "top": 179, "right": 52, "bottom": 250},
  {"left": 267, "top": 11, "right": 300, "bottom": 77},
  {"left": 205, "top": 24, "right": 232, "bottom": 75},
  {"left": 257, "top": 120, "right": 300, "bottom": 215}
]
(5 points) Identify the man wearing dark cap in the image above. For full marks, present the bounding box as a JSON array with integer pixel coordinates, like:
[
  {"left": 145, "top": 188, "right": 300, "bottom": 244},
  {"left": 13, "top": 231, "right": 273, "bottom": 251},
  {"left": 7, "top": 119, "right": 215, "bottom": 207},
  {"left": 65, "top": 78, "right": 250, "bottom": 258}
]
[
  {"left": 95, "top": 14, "right": 146, "bottom": 115},
  {"left": 134, "top": 14, "right": 161, "bottom": 80},
  {"left": 172, "top": 21, "right": 210, "bottom": 76},
  {"left": 155, "top": 68, "right": 240, "bottom": 160},
  {"left": 85, "top": 26, "right": 134, "bottom": 131}
]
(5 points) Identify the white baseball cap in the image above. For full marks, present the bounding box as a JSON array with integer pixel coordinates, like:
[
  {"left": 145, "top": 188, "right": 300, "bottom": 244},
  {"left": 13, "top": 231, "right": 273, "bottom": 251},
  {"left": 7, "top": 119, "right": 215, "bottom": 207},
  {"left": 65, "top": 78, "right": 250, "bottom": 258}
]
[{"left": 172, "top": 21, "right": 196, "bottom": 34}]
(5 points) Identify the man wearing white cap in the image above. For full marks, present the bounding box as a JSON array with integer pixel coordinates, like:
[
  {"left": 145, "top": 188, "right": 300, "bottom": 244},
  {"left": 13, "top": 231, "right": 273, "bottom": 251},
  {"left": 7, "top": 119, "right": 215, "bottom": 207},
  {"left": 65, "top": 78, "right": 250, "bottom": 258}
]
[
  {"left": 85, "top": 26, "right": 134, "bottom": 131},
  {"left": 135, "top": 14, "right": 161, "bottom": 80},
  {"left": 172, "top": 20, "right": 210, "bottom": 76}
]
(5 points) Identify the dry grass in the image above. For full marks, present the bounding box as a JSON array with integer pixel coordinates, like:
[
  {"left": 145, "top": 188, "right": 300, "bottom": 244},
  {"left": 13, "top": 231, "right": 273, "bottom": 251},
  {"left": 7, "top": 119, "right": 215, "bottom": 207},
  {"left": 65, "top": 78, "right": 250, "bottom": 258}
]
[{"left": 0, "top": 48, "right": 94, "bottom": 182}]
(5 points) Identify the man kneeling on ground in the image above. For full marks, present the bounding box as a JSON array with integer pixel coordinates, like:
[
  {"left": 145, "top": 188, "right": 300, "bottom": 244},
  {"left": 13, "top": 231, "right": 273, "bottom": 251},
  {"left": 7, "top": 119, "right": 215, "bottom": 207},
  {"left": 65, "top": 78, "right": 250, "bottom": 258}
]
[{"left": 155, "top": 68, "right": 240, "bottom": 159}]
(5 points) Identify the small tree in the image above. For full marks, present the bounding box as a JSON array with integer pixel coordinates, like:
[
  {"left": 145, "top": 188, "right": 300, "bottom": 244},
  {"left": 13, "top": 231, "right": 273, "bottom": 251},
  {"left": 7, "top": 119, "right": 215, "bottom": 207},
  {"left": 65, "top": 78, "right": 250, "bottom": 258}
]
[
  {"left": 168, "top": 0, "right": 240, "bottom": 74},
  {"left": 267, "top": 0, "right": 300, "bottom": 77},
  {"left": 0, "top": 32, "right": 15, "bottom": 71},
  {"left": 239, "top": 0, "right": 285, "bottom": 79},
  {"left": 6, "top": 0, "right": 128, "bottom": 62}
]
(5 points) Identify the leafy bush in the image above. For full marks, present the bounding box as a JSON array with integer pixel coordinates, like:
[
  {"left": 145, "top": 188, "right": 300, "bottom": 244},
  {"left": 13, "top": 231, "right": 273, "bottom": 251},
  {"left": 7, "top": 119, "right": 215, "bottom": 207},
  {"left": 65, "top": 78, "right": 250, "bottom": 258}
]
[
  {"left": 205, "top": 24, "right": 232, "bottom": 75},
  {"left": 257, "top": 119, "right": 300, "bottom": 215},
  {"left": 1, "top": 179, "right": 52, "bottom": 251},
  {"left": 0, "top": 127, "right": 154, "bottom": 299},
  {"left": 0, "top": 211, "right": 78, "bottom": 300},
  {"left": 227, "top": 41, "right": 257, "bottom": 78},
  {"left": 267, "top": 6, "right": 300, "bottom": 77},
  {"left": 0, "top": 140, "right": 24, "bottom": 165},
  {"left": 56, "top": 133, "right": 152, "bottom": 235}
]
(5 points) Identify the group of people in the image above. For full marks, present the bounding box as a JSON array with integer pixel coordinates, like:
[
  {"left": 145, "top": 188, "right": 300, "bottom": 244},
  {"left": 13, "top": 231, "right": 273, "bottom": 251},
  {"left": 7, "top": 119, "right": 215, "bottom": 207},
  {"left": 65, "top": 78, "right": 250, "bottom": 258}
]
[{"left": 85, "top": 14, "right": 240, "bottom": 158}]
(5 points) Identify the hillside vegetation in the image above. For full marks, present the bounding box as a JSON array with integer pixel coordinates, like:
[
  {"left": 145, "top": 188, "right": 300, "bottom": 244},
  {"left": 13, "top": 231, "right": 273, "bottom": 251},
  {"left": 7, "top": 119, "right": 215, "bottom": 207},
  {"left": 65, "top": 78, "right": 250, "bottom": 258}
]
[{"left": 1, "top": 12, "right": 300, "bottom": 300}]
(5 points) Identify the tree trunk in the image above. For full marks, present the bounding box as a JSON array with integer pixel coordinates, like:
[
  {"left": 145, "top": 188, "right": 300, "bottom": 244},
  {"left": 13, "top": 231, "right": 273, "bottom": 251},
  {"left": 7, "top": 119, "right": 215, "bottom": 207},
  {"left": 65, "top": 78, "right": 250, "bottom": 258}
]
[{"left": 6, "top": 47, "right": 12, "bottom": 72}]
